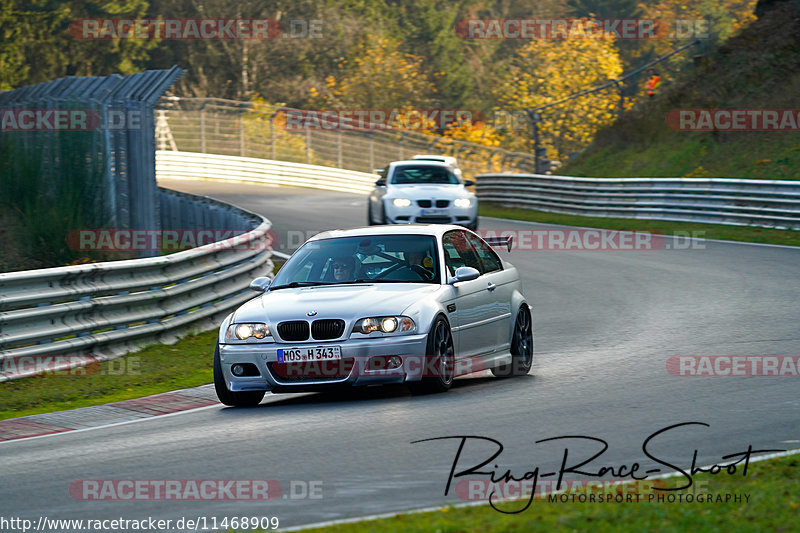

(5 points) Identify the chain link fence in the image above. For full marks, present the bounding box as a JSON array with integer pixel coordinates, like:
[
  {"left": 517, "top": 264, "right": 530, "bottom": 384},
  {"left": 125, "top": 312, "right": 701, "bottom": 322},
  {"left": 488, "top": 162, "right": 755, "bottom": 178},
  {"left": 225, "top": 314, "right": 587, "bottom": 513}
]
[{"left": 154, "top": 97, "right": 537, "bottom": 179}]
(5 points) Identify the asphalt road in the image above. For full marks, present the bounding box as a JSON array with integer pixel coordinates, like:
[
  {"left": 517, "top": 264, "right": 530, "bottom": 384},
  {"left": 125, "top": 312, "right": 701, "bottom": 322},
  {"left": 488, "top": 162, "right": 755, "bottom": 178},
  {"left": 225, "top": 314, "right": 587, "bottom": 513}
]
[{"left": 2, "top": 179, "right": 799, "bottom": 530}]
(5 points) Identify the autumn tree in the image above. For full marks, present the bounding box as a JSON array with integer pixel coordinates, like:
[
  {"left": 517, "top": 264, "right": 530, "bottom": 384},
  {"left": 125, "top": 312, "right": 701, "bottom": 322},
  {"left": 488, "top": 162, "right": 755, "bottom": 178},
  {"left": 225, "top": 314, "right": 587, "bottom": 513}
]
[
  {"left": 316, "top": 37, "right": 438, "bottom": 109},
  {"left": 495, "top": 36, "right": 623, "bottom": 162},
  {"left": 1, "top": 0, "right": 153, "bottom": 90}
]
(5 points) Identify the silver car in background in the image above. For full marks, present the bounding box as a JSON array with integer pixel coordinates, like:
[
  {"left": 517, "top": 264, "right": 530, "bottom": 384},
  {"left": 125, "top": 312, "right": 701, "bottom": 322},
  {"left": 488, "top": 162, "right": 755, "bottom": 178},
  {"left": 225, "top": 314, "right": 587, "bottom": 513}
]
[
  {"left": 368, "top": 160, "right": 478, "bottom": 230},
  {"left": 214, "top": 225, "right": 532, "bottom": 406}
]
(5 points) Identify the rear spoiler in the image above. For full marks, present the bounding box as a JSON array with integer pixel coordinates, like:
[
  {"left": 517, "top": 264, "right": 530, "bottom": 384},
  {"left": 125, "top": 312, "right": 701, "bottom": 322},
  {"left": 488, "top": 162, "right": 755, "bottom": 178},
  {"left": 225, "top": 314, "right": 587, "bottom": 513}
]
[{"left": 484, "top": 235, "right": 513, "bottom": 252}]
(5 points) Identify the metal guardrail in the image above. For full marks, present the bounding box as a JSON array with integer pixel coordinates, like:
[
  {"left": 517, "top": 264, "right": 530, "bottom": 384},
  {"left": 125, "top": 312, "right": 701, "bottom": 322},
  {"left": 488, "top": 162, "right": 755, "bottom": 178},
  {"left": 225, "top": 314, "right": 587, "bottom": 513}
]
[
  {"left": 156, "top": 150, "right": 378, "bottom": 194},
  {"left": 0, "top": 188, "right": 273, "bottom": 381},
  {"left": 476, "top": 174, "right": 800, "bottom": 230}
]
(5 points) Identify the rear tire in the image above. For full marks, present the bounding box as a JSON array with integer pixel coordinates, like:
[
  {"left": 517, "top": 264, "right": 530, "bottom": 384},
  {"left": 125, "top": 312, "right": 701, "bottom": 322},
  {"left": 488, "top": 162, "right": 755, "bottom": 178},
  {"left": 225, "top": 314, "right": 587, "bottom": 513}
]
[
  {"left": 492, "top": 305, "right": 533, "bottom": 377},
  {"left": 214, "top": 345, "right": 265, "bottom": 406},
  {"left": 408, "top": 317, "right": 454, "bottom": 394}
]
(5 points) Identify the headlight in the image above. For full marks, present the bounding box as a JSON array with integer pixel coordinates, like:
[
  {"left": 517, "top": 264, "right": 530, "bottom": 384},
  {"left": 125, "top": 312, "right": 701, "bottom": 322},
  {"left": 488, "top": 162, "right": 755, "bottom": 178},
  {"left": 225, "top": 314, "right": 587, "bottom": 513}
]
[
  {"left": 353, "top": 316, "right": 416, "bottom": 334},
  {"left": 454, "top": 198, "right": 472, "bottom": 208},
  {"left": 226, "top": 322, "right": 270, "bottom": 341},
  {"left": 392, "top": 198, "right": 412, "bottom": 207}
]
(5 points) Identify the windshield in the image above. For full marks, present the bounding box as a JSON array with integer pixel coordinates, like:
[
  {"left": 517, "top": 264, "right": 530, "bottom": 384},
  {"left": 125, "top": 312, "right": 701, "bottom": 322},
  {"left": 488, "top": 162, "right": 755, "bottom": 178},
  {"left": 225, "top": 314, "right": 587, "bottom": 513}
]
[
  {"left": 390, "top": 164, "right": 459, "bottom": 185},
  {"left": 270, "top": 235, "right": 441, "bottom": 288}
]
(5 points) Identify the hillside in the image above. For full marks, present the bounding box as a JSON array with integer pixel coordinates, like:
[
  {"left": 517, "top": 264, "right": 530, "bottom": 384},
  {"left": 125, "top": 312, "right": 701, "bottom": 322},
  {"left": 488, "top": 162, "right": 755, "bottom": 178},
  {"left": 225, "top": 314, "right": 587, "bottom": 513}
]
[{"left": 562, "top": 1, "right": 800, "bottom": 179}]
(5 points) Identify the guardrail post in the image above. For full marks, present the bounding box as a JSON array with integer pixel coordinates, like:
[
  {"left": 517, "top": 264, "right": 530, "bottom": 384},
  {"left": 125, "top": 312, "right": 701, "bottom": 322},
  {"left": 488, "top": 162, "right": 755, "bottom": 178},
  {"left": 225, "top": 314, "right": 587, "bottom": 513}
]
[{"left": 305, "top": 129, "right": 312, "bottom": 164}]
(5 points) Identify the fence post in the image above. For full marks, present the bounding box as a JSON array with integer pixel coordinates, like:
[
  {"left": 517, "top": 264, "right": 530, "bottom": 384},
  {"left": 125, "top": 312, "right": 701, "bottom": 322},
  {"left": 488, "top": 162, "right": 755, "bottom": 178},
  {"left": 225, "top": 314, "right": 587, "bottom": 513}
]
[
  {"left": 200, "top": 109, "right": 207, "bottom": 153},
  {"left": 270, "top": 113, "right": 276, "bottom": 160},
  {"left": 337, "top": 130, "right": 343, "bottom": 168},
  {"left": 368, "top": 133, "right": 374, "bottom": 172},
  {"left": 305, "top": 129, "right": 312, "bottom": 165},
  {"left": 239, "top": 114, "right": 245, "bottom": 156}
]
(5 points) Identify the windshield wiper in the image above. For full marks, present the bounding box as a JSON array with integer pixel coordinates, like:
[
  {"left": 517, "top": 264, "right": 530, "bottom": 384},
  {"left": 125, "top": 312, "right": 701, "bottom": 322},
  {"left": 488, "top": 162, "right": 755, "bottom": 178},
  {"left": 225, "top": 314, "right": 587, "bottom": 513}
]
[{"left": 269, "top": 281, "right": 331, "bottom": 290}]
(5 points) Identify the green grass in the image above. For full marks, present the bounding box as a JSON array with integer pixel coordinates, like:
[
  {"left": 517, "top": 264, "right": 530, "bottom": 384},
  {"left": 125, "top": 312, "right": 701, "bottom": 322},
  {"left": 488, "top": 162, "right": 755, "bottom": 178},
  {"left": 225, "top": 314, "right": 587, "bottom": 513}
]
[
  {"left": 559, "top": 4, "right": 800, "bottom": 182},
  {"left": 479, "top": 203, "right": 800, "bottom": 247},
  {"left": 274, "top": 453, "right": 799, "bottom": 532},
  {"left": 0, "top": 329, "right": 218, "bottom": 421},
  {"left": 563, "top": 134, "right": 800, "bottom": 180}
]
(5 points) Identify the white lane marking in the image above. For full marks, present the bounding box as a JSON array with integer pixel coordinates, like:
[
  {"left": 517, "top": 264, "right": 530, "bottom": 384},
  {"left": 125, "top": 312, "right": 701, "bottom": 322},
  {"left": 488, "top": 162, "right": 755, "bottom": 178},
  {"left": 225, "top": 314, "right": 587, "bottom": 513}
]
[
  {"left": 281, "top": 447, "right": 800, "bottom": 532},
  {"left": 0, "top": 404, "right": 221, "bottom": 446},
  {"left": 479, "top": 216, "right": 800, "bottom": 250}
]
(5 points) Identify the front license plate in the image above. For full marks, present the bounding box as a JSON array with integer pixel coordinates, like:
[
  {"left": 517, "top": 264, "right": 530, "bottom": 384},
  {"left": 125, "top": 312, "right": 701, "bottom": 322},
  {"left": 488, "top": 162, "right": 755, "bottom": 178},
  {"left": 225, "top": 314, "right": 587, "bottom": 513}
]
[
  {"left": 420, "top": 208, "right": 446, "bottom": 216},
  {"left": 277, "top": 346, "right": 342, "bottom": 363}
]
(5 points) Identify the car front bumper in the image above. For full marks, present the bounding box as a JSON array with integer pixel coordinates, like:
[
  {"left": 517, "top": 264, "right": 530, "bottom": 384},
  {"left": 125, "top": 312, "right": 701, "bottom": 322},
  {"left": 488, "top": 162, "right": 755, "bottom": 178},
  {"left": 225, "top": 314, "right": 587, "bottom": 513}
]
[
  {"left": 385, "top": 204, "right": 477, "bottom": 227},
  {"left": 218, "top": 333, "right": 431, "bottom": 392}
]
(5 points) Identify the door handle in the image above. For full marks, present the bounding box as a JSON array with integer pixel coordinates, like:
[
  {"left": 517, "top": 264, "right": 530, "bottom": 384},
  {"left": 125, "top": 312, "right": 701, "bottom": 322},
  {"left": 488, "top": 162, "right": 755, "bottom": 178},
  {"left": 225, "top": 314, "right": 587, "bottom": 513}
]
[{"left": 487, "top": 282, "right": 496, "bottom": 292}]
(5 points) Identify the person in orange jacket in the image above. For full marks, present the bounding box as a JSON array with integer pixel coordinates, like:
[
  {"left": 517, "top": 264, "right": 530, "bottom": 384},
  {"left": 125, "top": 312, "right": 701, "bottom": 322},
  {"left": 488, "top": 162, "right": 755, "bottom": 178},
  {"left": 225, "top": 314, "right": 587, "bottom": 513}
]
[{"left": 645, "top": 69, "right": 661, "bottom": 97}]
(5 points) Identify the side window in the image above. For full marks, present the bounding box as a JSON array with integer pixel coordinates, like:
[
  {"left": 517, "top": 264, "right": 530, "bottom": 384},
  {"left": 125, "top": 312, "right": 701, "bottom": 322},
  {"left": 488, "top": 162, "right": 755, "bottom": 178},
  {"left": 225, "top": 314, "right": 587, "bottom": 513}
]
[
  {"left": 467, "top": 234, "right": 502, "bottom": 273},
  {"left": 442, "top": 230, "right": 483, "bottom": 276}
]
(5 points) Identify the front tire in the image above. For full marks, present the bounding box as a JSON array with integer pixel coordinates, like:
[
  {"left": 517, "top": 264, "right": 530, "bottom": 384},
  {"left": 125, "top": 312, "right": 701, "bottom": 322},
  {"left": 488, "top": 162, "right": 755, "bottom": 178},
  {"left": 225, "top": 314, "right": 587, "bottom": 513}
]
[
  {"left": 492, "top": 305, "right": 533, "bottom": 377},
  {"left": 214, "top": 345, "right": 265, "bottom": 406},
  {"left": 408, "top": 317, "right": 454, "bottom": 394}
]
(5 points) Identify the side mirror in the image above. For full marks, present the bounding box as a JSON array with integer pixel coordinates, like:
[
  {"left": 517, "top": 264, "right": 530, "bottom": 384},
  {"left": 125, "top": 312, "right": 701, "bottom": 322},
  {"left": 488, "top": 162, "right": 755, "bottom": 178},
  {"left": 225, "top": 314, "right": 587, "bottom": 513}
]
[
  {"left": 448, "top": 266, "right": 480, "bottom": 284},
  {"left": 249, "top": 276, "right": 271, "bottom": 292},
  {"left": 375, "top": 178, "right": 386, "bottom": 186},
  {"left": 464, "top": 179, "right": 475, "bottom": 187}
]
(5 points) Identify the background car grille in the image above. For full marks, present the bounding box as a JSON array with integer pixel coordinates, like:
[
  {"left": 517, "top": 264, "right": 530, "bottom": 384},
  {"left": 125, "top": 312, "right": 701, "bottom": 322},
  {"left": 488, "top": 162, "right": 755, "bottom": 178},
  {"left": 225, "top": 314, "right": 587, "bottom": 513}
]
[
  {"left": 311, "top": 319, "right": 345, "bottom": 340},
  {"left": 415, "top": 216, "right": 451, "bottom": 224},
  {"left": 277, "top": 321, "right": 310, "bottom": 341},
  {"left": 435, "top": 199, "right": 449, "bottom": 207},
  {"left": 417, "top": 200, "right": 432, "bottom": 207}
]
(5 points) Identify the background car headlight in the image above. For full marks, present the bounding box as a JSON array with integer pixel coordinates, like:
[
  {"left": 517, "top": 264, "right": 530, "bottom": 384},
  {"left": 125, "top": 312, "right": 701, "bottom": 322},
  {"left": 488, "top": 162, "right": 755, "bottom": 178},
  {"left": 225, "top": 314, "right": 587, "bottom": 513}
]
[
  {"left": 353, "top": 316, "right": 415, "bottom": 334},
  {"left": 392, "top": 198, "right": 412, "bottom": 207},
  {"left": 226, "top": 322, "right": 270, "bottom": 340},
  {"left": 454, "top": 198, "right": 472, "bottom": 208}
]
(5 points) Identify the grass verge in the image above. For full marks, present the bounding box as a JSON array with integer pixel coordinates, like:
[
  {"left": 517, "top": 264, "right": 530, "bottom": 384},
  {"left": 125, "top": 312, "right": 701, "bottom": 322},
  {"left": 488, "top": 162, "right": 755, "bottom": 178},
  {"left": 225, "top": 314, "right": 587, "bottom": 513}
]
[
  {"left": 0, "top": 329, "right": 218, "bottom": 421},
  {"left": 480, "top": 203, "right": 800, "bottom": 247},
  {"left": 285, "top": 453, "right": 799, "bottom": 532}
]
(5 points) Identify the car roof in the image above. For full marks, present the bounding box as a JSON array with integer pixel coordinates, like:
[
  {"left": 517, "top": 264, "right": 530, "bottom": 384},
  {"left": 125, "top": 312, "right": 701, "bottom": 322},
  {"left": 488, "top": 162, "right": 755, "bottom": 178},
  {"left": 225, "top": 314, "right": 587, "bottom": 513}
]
[
  {"left": 387, "top": 159, "right": 453, "bottom": 168},
  {"left": 307, "top": 224, "right": 468, "bottom": 242},
  {"left": 412, "top": 154, "right": 457, "bottom": 163}
]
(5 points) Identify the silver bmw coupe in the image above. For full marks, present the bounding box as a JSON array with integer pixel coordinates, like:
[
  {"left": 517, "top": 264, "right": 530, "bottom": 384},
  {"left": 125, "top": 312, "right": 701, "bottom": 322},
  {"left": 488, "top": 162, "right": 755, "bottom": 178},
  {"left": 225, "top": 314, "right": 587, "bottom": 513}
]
[{"left": 214, "top": 225, "right": 532, "bottom": 406}]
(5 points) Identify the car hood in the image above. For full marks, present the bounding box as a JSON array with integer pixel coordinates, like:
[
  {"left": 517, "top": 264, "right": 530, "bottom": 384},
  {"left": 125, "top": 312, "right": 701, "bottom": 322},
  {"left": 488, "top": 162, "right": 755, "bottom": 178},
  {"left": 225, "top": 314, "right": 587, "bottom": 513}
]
[
  {"left": 386, "top": 184, "right": 473, "bottom": 199},
  {"left": 233, "top": 283, "right": 443, "bottom": 323}
]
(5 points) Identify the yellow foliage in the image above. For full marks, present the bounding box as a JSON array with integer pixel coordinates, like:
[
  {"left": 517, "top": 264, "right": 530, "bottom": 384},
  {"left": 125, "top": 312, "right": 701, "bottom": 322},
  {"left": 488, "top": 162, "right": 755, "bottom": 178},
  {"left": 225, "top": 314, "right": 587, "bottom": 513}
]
[
  {"left": 313, "top": 37, "right": 437, "bottom": 109},
  {"left": 441, "top": 120, "right": 502, "bottom": 148},
  {"left": 243, "top": 96, "right": 310, "bottom": 163},
  {"left": 495, "top": 37, "right": 623, "bottom": 161}
]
